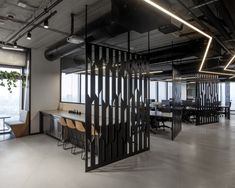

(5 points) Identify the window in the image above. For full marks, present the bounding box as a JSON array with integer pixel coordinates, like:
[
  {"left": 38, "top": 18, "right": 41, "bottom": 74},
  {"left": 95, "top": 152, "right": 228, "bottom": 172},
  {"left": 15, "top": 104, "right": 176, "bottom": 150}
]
[
  {"left": 219, "top": 83, "right": 226, "bottom": 106},
  {"left": 61, "top": 73, "right": 81, "bottom": 103},
  {"left": 158, "top": 81, "right": 166, "bottom": 102},
  {"left": 230, "top": 82, "right": 235, "bottom": 110},
  {"left": 0, "top": 67, "right": 22, "bottom": 117},
  {"left": 167, "top": 82, "right": 172, "bottom": 100},
  {"left": 150, "top": 81, "right": 157, "bottom": 101},
  {"left": 181, "top": 83, "right": 187, "bottom": 100}
]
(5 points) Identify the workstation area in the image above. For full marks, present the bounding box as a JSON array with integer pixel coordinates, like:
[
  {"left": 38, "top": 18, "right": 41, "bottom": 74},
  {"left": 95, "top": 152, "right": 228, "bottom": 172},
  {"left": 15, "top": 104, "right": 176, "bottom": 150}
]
[{"left": 1, "top": 0, "right": 235, "bottom": 187}]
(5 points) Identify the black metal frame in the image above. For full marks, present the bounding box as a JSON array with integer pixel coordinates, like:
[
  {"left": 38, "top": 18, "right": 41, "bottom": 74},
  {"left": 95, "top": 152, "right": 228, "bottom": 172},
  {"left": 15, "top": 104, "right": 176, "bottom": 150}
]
[
  {"left": 195, "top": 74, "right": 219, "bottom": 125},
  {"left": 85, "top": 43, "right": 150, "bottom": 172}
]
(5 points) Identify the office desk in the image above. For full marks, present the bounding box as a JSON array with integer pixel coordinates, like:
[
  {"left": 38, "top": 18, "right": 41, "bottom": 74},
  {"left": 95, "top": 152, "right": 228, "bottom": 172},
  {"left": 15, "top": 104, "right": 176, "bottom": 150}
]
[
  {"left": 149, "top": 111, "right": 173, "bottom": 134},
  {"left": 219, "top": 106, "right": 230, "bottom": 119}
]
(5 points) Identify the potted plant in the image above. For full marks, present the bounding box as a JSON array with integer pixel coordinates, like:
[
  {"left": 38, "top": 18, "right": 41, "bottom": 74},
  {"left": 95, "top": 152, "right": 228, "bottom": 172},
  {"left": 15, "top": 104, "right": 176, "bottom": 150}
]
[{"left": 0, "top": 71, "right": 26, "bottom": 93}]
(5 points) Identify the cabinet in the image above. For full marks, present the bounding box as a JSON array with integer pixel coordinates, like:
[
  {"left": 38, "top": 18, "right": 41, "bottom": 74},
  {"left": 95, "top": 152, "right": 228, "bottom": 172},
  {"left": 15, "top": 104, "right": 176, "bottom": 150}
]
[{"left": 40, "top": 112, "right": 62, "bottom": 140}]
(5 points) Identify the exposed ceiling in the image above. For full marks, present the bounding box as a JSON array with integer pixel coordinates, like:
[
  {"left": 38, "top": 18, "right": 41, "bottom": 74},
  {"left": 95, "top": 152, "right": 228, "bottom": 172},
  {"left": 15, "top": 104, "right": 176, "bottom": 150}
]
[{"left": 0, "top": 0, "right": 235, "bottom": 79}]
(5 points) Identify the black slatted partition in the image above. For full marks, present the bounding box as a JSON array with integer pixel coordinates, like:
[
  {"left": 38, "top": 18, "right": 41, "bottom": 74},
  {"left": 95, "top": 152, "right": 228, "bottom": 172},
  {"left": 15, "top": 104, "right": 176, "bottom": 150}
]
[
  {"left": 225, "top": 81, "right": 230, "bottom": 106},
  {"left": 172, "top": 66, "right": 182, "bottom": 140},
  {"left": 85, "top": 43, "right": 150, "bottom": 172},
  {"left": 196, "top": 74, "right": 219, "bottom": 125}
]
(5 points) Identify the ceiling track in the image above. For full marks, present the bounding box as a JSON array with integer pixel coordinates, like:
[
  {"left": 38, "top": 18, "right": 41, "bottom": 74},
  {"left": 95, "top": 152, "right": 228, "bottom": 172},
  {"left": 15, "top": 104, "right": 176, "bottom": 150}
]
[
  {"left": 0, "top": 15, "right": 69, "bottom": 36},
  {"left": 5, "top": 0, "right": 63, "bottom": 44},
  {"left": 14, "top": 11, "right": 58, "bottom": 42}
]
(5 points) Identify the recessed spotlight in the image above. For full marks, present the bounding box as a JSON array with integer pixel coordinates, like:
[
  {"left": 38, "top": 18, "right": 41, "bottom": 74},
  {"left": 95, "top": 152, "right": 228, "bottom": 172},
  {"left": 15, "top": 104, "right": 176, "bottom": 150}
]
[
  {"left": 44, "top": 19, "right": 49, "bottom": 29},
  {"left": 13, "top": 41, "right": 17, "bottom": 48},
  {"left": 6, "top": 13, "right": 15, "bottom": 19},
  {"left": 17, "top": 1, "right": 28, "bottom": 8},
  {"left": 27, "top": 32, "right": 31, "bottom": 40}
]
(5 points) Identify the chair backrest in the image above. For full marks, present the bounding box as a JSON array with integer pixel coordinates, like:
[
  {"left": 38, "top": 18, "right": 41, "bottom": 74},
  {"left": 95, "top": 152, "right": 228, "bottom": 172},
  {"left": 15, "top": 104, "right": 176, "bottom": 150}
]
[
  {"left": 66, "top": 119, "right": 75, "bottom": 129},
  {"left": 19, "top": 110, "right": 28, "bottom": 123},
  {"left": 59, "top": 117, "right": 67, "bottom": 127},
  {"left": 162, "top": 100, "right": 170, "bottom": 106},
  {"left": 91, "top": 126, "right": 98, "bottom": 136},
  {"left": 75, "top": 121, "right": 85, "bottom": 133}
]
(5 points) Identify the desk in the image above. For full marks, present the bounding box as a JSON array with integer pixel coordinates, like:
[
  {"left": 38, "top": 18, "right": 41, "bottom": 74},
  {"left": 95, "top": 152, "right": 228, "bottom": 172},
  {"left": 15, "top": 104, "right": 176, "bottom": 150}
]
[
  {"left": 0, "top": 115, "right": 11, "bottom": 133},
  {"left": 41, "top": 110, "right": 86, "bottom": 122},
  {"left": 220, "top": 106, "right": 230, "bottom": 119},
  {"left": 149, "top": 111, "right": 173, "bottom": 134}
]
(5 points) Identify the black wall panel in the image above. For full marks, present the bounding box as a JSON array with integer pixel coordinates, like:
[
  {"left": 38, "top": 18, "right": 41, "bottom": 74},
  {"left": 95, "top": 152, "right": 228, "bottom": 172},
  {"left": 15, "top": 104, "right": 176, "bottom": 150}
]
[
  {"left": 85, "top": 43, "right": 150, "bottom": 172},
  {"left": 196, "top": 74, "right": 219, "bottom": 125}
]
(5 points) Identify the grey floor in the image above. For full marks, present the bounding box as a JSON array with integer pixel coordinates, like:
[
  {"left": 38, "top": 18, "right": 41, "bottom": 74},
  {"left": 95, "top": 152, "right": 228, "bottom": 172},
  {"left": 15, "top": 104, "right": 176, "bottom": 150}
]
[{"left": 0, "top": 117, "right": 235, "bottom": 188}]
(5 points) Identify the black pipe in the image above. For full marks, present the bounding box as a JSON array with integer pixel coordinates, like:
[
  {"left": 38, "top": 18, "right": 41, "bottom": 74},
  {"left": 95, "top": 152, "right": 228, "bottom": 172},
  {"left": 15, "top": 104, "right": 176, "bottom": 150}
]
[{"left": 6, "top": 0, "right": 63, "bottom": 43}]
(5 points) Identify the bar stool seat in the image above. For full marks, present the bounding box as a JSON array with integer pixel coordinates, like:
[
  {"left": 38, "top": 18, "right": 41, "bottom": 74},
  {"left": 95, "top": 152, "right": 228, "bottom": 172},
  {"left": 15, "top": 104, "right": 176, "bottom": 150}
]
[
  {"left": 66, "top": 119, "right": 79, "bottom": 154},
  {"left": 75, "top": 121, "right": 86, "bottom": 159}
]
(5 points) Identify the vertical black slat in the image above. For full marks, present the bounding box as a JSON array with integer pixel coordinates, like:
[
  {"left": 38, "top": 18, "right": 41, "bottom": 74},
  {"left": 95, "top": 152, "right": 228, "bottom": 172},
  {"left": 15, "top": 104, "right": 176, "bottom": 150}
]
[
  {"left": 135, "top": 58, "right": 140, "bottom": 152},
  {"left": 123, "top": 52, "right": 128, "bottom": 155},
  {"left": 113, "top": 50, "right": 118, "bottom": 159},
  {"left": 131, "top": 55, "right": 135, "bottom": 153},
  {"left": 105, "top": 48, "right": 111, "bottom": 162},
  {"left": 126, "top": 53, "right": 131, "bottom": 155},
  {"left": 85, "top": 43, "right": 92, "bottom": 170},
  {"left": 112, "top": 49, "right": 118, "bottom": 159},
  {"left": 116, "top": 50, "right": 122, "bottom": 158},
  {"left": 109, "top": 48, "right": 114, "bottom": 161},
  {"left": 129, "top": 54, "right": 134, "bottom": 154},
  {"left": 95, "top": 45, "right": 101, "bottom": 165},
  {"left": 133, "top": 55, "right": 138, "bottom": 153},
  {"left": 100, "top": 46, "right": 106, "bottom": 164},
  {"left": 119, "top": 51, "right": 125, "bottom": 157},
  {"left": 143, "top": 69, "right": 148, "bottom": 148},
  {"left": 139, "top": 60, "right": 143, "bottom": 150},
  {"left": 90, "top": 44, "right": 97, "bottom": 168},
  {"left": 146, "top": 60, "right": 151, "bottom": 149}
]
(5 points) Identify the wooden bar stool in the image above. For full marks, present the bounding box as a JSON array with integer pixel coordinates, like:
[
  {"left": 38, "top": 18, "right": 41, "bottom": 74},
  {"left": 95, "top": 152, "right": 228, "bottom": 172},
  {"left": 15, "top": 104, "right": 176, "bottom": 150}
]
[
  {"left": 75, "top": 121, "right": 86, "bottom": 159},
  {"left": 66, "top": 119, "right": 77, "bottom": 154}
]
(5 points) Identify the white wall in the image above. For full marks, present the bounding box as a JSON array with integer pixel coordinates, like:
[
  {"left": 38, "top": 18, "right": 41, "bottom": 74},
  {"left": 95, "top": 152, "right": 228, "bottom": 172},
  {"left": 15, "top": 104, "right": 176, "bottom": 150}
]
[{"left": 31, "top": 49, "right": 60, "bottom": 134}]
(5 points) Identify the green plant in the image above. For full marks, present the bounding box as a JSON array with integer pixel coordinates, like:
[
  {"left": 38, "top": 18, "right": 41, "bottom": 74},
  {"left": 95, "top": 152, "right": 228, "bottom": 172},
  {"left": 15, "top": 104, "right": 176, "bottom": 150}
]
[{"left": 0, "top": 71, "right": 26, "bottom": 93}]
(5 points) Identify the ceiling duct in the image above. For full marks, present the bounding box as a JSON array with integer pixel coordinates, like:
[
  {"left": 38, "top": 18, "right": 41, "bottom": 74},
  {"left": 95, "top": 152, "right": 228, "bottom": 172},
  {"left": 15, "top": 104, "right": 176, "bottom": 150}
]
[{"left": 45, "top": 0, "right": 180, "bottom": 61}]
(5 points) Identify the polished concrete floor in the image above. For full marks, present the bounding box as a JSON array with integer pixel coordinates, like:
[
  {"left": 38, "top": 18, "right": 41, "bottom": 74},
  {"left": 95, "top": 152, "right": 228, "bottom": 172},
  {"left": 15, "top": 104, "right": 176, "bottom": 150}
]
[{"left": 0, "top": 117, "right": 235, "bottom": 188}]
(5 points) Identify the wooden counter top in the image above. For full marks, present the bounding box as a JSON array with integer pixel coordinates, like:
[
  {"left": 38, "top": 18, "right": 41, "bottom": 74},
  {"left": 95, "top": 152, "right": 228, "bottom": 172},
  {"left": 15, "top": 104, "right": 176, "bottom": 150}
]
[{"left": 41, "top": 110, "right": 86, "bottom": 123}]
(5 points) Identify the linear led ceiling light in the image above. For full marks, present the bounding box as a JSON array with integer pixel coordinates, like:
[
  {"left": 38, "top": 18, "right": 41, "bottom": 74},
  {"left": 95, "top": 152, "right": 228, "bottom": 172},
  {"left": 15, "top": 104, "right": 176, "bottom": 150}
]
[
  {"left": 229, "top": 75, "right": 235, "bottom": 79},
  {"left": 143, "top": 0, "right": 233, "bottom": 76},
  {"left": 224, "top": 54, "right": 235, "bottom": 73}
]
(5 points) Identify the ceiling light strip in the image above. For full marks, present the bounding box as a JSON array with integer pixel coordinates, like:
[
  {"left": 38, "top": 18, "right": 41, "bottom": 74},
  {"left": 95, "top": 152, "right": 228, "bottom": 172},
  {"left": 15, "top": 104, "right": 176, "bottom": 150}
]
[
  {"left": 224, "top": 55, "right": 235, "bottom": 72},
  {"left": 143, "top": 0, "right": 230, "bottom": 76}
]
